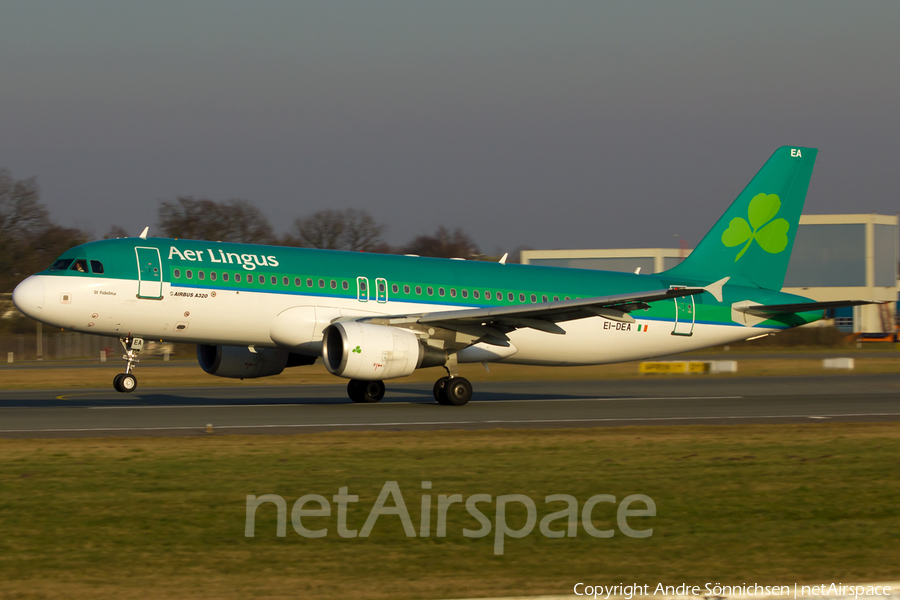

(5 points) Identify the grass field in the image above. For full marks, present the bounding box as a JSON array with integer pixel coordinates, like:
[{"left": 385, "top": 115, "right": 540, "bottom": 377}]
[
  {"left": 1, "top": 423, "right": 899, "bottom": 599},
  {"left": 2, "top": 354, "right": 900, "bottom": 390}
]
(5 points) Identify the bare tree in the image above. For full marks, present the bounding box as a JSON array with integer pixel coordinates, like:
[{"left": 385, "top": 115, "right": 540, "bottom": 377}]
[
  {"left": 401, "top": 226, "right": 480, "bottom": 259},
  {"left": 104, "top": 225, "right": 129, "bottom": 239},
  {"left": 157, "top": 197, "right": 274, "bottom": 244},
  {"left": 284, "top": 208, "right": 386, "bottom": 252},
  {"left": 0, "top": 169, "right": 89, "bottom": 291}
]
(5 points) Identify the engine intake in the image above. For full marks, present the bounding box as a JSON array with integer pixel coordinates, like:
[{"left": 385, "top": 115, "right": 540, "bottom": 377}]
[
  {"left": 323, "top": 322, "right": 441, "bottom": 380},
  {"left": 197, "top": 345, "right": 315, "bottom": 379}
]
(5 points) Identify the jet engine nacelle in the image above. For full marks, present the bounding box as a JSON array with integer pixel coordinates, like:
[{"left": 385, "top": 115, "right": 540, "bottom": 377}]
[
  {"left": 197, "top": 344, "right": 315, "bottom": 379},
  {"left": 322, "top": 322, "right": 429, "bottom": 381}
]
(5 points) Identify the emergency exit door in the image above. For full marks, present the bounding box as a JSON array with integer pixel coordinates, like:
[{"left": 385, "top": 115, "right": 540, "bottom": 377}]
[{"left": 671, "top": 287, "right": 695, "bottom": 336}]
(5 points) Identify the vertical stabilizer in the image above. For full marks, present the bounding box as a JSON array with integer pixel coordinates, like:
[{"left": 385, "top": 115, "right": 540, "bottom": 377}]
[{"left": 663, "top": 146, "right": 817, "bottom": 290}]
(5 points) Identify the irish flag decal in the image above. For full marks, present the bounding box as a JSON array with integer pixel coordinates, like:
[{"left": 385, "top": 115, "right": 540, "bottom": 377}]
[{"left": 637, "top": 324, "right": 649, "bottom": 332}]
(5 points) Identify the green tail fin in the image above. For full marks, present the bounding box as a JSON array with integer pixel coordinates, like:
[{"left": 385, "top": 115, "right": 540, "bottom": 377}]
[{"left": 663, "top": 146, "right": 817, "bottom": 290}]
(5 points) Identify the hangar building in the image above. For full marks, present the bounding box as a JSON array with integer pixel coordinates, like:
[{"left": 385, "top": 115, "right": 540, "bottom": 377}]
[{"left": 521, "top": 214, "right": 899, "bottom": 335}]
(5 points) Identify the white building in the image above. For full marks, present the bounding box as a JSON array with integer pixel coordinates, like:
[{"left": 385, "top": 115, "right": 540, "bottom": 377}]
[{"left": 521, "top": 214, "right": 899, "bottom": 334}]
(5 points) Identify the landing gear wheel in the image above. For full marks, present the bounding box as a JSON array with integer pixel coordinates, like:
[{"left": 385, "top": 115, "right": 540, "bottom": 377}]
[
  {"left": 433, "top": 377, "right": 450, "bottom": 404},
  {"left": 440, "top": 377, "right": 472, "bottom": 406},
  {"left": 348, "top": 379, "right": 385, "bottom": 403},
  {"left": 114, "top": 373, "right": 137, "bottom": 393}
]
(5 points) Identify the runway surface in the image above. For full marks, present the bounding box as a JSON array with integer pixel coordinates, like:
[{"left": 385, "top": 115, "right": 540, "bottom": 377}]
[{"left": 2, "top": 373, "right": 899, "bottom": 438}]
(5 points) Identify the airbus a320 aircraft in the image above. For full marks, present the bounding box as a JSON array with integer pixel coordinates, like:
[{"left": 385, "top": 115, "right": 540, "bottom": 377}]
[{"left": 12, "top": 147, "right": 871, "bottom": 405}]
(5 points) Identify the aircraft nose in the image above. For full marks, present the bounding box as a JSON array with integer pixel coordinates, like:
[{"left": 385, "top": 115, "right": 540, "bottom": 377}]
[{"left": 12, "top": 276, "right": 45, "bottom": 318}]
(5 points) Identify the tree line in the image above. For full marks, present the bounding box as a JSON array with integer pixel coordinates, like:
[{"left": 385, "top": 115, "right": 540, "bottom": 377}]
[{"left": 1, "top": 168, "right": 500, "bottom": 292}]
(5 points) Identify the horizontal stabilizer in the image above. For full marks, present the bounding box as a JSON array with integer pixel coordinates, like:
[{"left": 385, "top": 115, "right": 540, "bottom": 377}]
[{"left": 736, "top": 299, "right": 879, "bottom": 317}]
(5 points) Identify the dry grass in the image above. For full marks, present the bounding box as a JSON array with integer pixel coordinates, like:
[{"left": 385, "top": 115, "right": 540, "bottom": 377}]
[{"left": 1, "top": 424, "right": 899, "bottom": 599}]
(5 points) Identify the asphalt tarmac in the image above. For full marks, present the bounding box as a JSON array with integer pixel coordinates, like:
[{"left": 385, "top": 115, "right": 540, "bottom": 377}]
[{"left": 1, "top": 373, "right": 899, "bottom": 438}]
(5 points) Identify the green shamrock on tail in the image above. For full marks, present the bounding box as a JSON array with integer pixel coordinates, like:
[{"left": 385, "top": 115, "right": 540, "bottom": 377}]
[{"left": 722, "top": 193, "right": 790, "bottom": 261}]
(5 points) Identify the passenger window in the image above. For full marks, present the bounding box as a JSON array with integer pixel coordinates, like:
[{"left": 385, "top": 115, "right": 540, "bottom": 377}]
[
  {"left": 485, "top": 291, "right": 491, "bottom": 300},
  {"left": 235, "top": 273, "right": 241, "bottom": 282},
  {"left": 404, "top": 285, "right": 410, "bottom": 294},
  {"left": 461, "top": 289, "right": 468, "bottom": 298},
  {"left": 427, "top": 286, "right": 433, "bottom": 296},
  {"left": 331, "top": 280, "right": 337, "bottom": 289},
  {"left": 508, "top": 292, "right": 514, "bottom": 301},
  {"left": 392, "top": 284, "right": 399, "bottom": 294},
  {"left": 497, "top": 291, "right": 502, "bottom": 301},
  {"left": 70, "top": 259, "right": 89, "bottom": 273},
  {"left": 283, "top": 277, "right": 289, "bottom": 286},
  {"left": 211, "top": 272, "right": 217, "bottom": 281},
  {"left": 318, "top": 279, "right": 325, "bottom": 288},
  {"left": 90, "top": 260, "right": 104, "bottom": 274},
  {"left": 294, "top": 277, "right": 301, "bottom": 287},
  {"left": 553, "top": 296, "right": 559, "bottom": 301},
  {"left": 415, "top": 286, "right": 421, "bottom": 295},
  {"left": 531, "top": 294, "right": 536, "bottom": 303},
  {"left": 223, "top": 273, "right": 229, "bottom": 282},
  {"left": 199, "top": 271, "right": 205, "bottom": 280},
  {"left": 343, "top": 281, "right": 349, "bottom": 290},
  {"left": 450, "top": 289, "right": 457, "bottom": 298},
  {"left": 272, "top": 276, "right": 278, "bottom": 285},
  {"left": 307, "top": 278, "right": 313, "bottom": 287},
  {"left": 542, "top": 295, "right": 548, "bottom": 302},
  {"left": 49, "top": 259, "right": 74, "bottom": 271},
  {"left": 439, "top": 287, "right": 445, "bottom": 297},
  {"left": 473, "top": 290, "right": 479, "bottom": 299},
  {"left": 258, "top": 275, "right": 265, "bottom": 284},
  {"left": 174, "top": 269, "right": 181, "bottom": 278},
  {"left": 565, "top": 296, "right": 570, "bottom": 300},
  {"left": 519, "top": 293, "right": 525, "bottom": 302}
]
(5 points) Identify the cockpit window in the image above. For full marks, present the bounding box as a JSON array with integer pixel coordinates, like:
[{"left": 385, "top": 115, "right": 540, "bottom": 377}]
[
  {"left": 70, "top": 259, "right": 89, "bottom": 273},
  {"left": 48, "top": 259, "right": 74, "bottom": 271},
  {"left": 90, "top": 260, "right": 104, "bottom": 274}
]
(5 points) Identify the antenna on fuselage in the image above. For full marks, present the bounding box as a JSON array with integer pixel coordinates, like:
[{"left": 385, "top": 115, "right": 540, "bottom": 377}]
[
  {"left": 498, "top": 253, "right": 508, "bottom": 265},
  {"left": 139, "top": 227, "right": 149, "bottom": 240}
]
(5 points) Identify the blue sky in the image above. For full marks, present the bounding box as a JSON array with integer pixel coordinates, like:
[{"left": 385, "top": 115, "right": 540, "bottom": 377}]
[{"left": 1, "top": 1, "right": 898, "bottom": 252}]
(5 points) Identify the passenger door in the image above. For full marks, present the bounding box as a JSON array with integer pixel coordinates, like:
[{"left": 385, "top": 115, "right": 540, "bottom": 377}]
[
  {"left": 671, "top": 287, "right": 694, "bottom": 336},
  {"left": 135, "top": 247, "right": 163, "bottom": 299}
]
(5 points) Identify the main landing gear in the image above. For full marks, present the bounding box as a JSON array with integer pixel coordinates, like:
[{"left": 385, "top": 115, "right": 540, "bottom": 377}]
[
  {"left": 113, "top": 336, "right": 143, "bottom": 393},
  {"left": 432, "top": 353, "right": 473, "bottom": 406}
]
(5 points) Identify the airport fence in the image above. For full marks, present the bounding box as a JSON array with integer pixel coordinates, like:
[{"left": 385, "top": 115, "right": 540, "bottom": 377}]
[{"left": 0, "top": 332, "right": 120, "bottom": 363}]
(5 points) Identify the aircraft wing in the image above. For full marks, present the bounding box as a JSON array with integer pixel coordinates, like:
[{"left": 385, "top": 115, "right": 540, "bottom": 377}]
[
  {"left": 736, "top": 299, "right": 881, "bottom": 317},
  {"left": 358, "top": 288, "right": 704, "bottom": 344}
]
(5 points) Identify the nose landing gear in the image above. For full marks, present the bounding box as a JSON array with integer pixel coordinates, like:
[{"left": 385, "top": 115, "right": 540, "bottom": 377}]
[{"left": 113, "top": 336, "right": 143, "bottom": 393}]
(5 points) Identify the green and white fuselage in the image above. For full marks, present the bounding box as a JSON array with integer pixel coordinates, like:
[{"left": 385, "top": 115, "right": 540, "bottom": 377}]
[{"left": 13, "top": 146, "right": 866, "bottom": 403}]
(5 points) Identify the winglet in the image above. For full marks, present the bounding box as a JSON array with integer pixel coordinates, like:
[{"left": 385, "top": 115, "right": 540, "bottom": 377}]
[
  {"left": 139, "top": 226, "right": 149, "bottom": 240},
  {"left": 703, "top": 276, "right": 730, "bottom": 303},
  {"left": 499, "top": 253, "right": 508, "bottom": 265}
]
